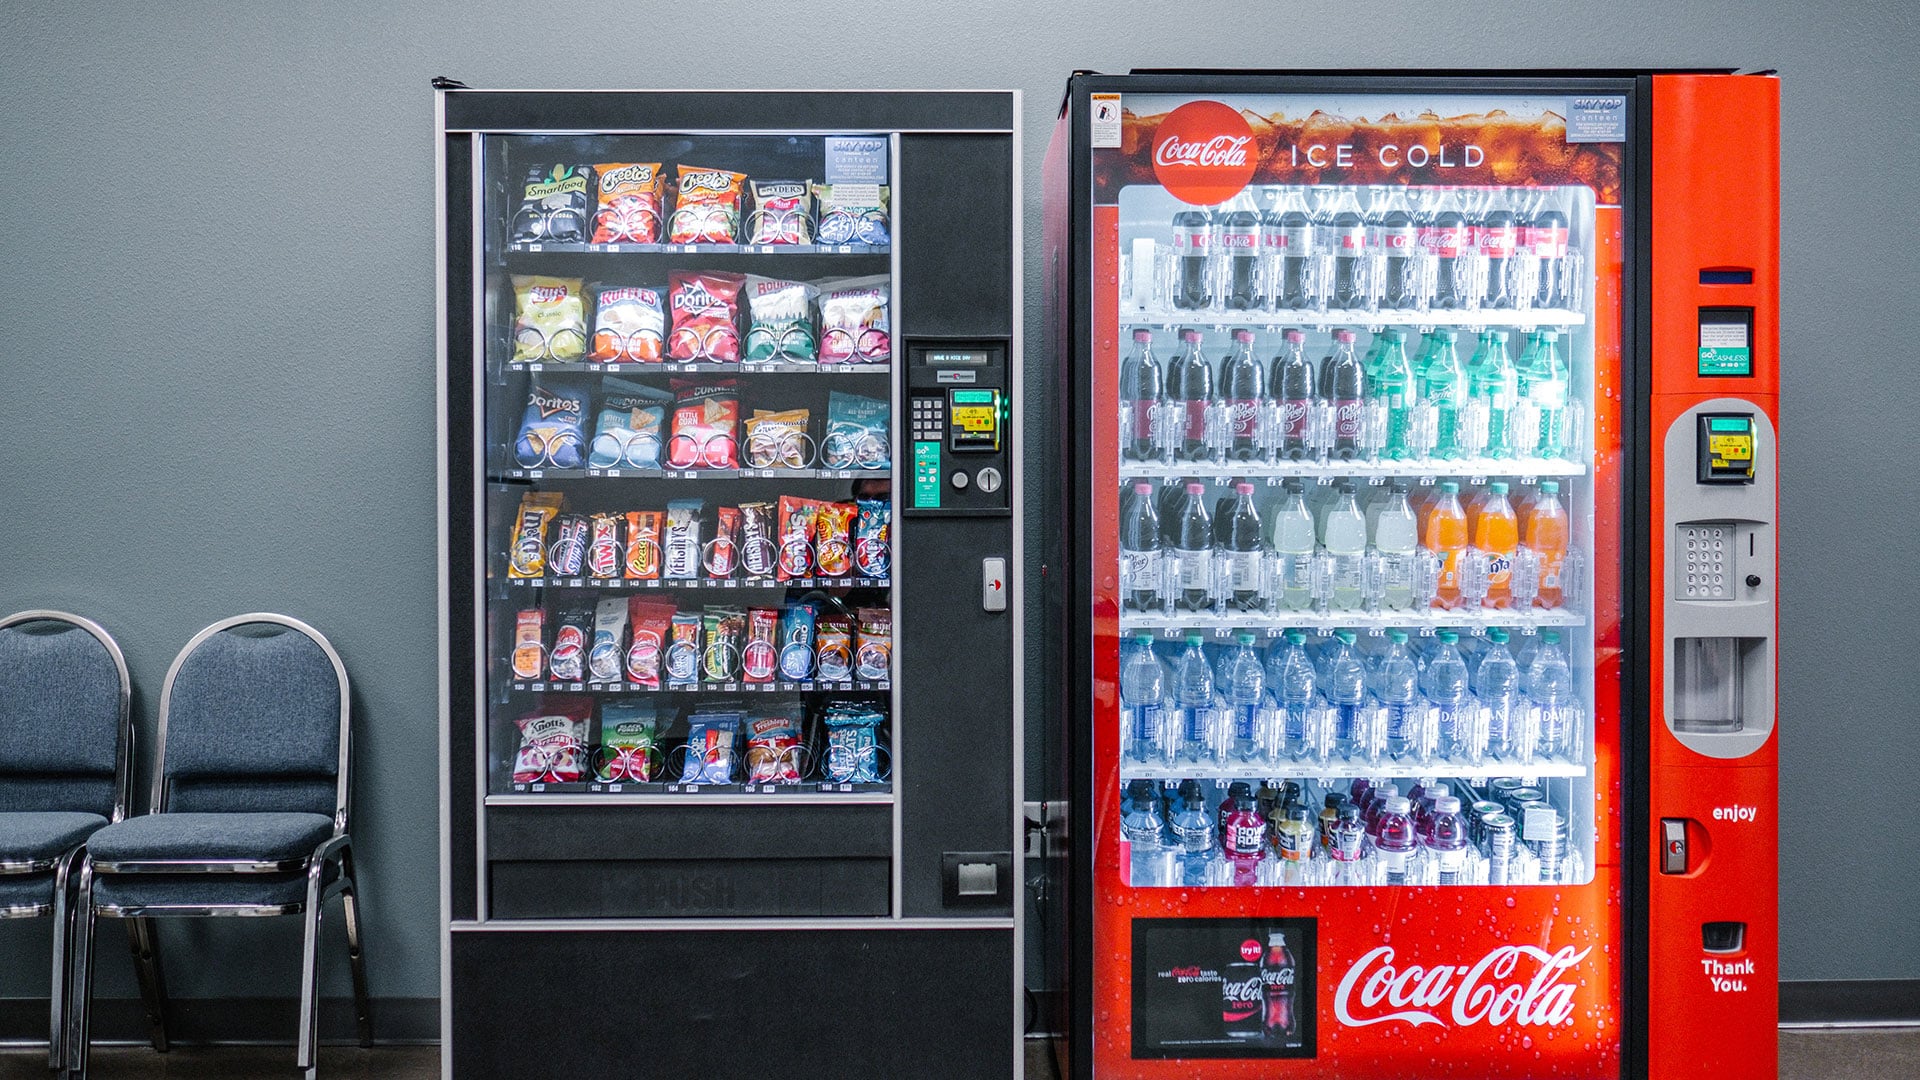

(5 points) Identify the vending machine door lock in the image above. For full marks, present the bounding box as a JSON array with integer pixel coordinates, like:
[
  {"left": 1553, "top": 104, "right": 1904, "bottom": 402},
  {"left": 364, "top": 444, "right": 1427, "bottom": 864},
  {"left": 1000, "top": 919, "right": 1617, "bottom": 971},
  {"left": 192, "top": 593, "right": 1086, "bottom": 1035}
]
[{"left": 1660, "top": 818, "right": 1689, "bottom": 874}]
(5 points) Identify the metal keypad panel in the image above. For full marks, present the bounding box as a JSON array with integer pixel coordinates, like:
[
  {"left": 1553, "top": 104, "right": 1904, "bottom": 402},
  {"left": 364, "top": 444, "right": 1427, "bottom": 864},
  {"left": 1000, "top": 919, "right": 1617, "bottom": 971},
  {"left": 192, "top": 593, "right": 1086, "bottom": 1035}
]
[
  {"left": 1680, "top": 525, "right": 1732, "bottom": 599},
  {"left": 911, "top": 396, "right": 946, "bottom": 441}
]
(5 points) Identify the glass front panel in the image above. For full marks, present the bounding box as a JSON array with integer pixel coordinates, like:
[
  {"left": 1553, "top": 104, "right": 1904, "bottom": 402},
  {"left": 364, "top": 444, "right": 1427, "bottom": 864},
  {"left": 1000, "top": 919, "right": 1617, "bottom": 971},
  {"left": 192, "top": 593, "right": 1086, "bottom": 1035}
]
[
  {"left": 480, "top": 134, "right": 896, "bottom": 799},
  {"left": 1089, "top": 90, "right": 1627, "bottom": 1076}
]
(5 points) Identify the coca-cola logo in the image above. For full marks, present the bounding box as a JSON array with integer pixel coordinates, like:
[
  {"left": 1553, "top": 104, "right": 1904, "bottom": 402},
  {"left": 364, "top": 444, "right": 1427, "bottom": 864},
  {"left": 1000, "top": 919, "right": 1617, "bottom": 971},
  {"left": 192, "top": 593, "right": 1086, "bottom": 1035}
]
[
  {"left": 1151, "top": 100, "right": 1259, "bottom": 206},
  {"left": 1221, "top": 975, "right": 1262, "bottom": 1018},
  {"left": 1240, "top": 939, "right": 1263, "bottom": 962},
  {"left": 1334, "top": 944, "right": 1591, "bottom": 1030}
]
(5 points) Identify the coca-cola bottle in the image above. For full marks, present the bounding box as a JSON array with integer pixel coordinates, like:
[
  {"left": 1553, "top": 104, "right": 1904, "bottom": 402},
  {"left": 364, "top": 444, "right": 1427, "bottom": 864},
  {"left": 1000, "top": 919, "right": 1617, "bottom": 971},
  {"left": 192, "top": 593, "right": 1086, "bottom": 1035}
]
[
  {"left": 1167, "top": 329, "right": 1214, "bottom": 460},
  {"left": 1319, "top": 328, "right": 1364, "bottom": 460},
  {"left": 1120, "top": 481, "right": 1163, "bottom": 611},
  {"left": 1476, "top": 188, "right": 1520, "bottom": 309},
  {"left": 1171, "top": 208, "right": 1214, "bottom": 310},
  {"left": 1220, "top": 202, "right": 1262, "bottom": 310},
  {"left": 1119, "top": 328, "right": 1163, "bottom": 461},
  {"left": 1261, "top": 931, "right": 1297, "bottom": 1041},
  {"left": 1319, "top": 186, "right": 1368, "bottom": 308},
  {"left": 1420, "top": 187, "right": 1471, "bottom": 309},
  {"left": 1270, "top": 329, "right": 1313, "bottom": 460},
  {"left": 1269, "top": 187, "right": 1315, "bottom": 309},
  {"left": 1221, "top": 328, "right": 1264, "bottom": 460},
  {"left": 1376, "top": 186, "right": 1419, "bottom": 308},
  {"left": 1216, "top": 481, "right": 1264, "bottom": 611},
  {"left": 1524, "top": 190, "right": 1571, "bottom": 308}
]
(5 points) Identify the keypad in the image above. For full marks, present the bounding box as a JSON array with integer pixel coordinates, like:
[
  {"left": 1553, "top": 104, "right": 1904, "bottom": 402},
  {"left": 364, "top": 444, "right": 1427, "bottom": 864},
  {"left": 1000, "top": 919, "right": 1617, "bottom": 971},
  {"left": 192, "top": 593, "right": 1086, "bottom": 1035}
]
[
  {"left": 1680, "top": 525, "right": 1732, "bottom": 599},
  {"left": 911, "top": 397, "right": 945, "bottom": 442}
]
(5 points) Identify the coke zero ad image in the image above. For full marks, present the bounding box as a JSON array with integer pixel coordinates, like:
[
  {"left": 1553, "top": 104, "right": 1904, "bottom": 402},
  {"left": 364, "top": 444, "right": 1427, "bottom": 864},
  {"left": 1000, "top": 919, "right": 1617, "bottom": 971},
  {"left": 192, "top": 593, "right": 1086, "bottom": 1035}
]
[{"left": 1131, "top": 917, "right": 1316, "bottom": 1060}]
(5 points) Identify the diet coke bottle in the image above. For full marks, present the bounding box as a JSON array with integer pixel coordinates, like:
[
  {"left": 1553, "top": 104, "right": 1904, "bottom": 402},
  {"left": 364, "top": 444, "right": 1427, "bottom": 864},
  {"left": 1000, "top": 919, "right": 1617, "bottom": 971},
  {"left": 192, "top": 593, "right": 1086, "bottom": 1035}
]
[
  {"left": 1267, "top": 187, "right": 1315, "bottom": 309},
  {"left": 1421, "top": 187, "right": 1471, "bottom": 309},
  {"left": 1220, "top": 203, "right": 1262, "bottom": 310},
  {"left": 1262, "top": 931, "right": 1297, "bottom": 1041},
  {"left": 1171, "top": 207, "right": 1214, "bottom": 310}
]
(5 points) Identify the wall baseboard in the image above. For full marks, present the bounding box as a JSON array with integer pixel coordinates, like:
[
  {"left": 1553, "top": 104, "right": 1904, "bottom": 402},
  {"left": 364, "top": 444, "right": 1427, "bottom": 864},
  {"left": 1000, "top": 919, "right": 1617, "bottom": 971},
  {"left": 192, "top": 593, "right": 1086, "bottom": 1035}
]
[
  {"left": 0, "top": 996, "right": 437, "bottom": 1046},
  {"left": 1781, "top": 980, "right": 1920, "bottom": 1026}
]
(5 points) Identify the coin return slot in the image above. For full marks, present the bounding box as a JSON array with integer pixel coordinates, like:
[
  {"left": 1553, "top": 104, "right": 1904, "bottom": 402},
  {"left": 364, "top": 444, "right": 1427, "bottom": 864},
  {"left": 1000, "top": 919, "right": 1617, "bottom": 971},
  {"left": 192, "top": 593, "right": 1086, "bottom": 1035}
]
[{"left": 1702, "top": 921, "right": 1745, "bottom": 954}]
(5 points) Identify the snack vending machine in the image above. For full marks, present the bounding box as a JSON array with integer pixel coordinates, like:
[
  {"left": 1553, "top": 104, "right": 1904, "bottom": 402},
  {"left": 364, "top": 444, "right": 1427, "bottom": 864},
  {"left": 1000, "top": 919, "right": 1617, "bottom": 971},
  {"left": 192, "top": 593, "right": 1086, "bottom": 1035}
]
[
  {"left": 1043, "top": 72, "right": 1777, "bottom": 1078},
  {"left": 436, "top": 87, "right": 1022, "bottom": 1079}
]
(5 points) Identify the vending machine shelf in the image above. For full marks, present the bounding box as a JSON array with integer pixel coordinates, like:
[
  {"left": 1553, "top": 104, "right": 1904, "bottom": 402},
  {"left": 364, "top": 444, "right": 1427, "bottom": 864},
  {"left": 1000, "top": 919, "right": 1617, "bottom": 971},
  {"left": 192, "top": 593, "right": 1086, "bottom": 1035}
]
[
  {"left": 508, "top": 680, "right": 890, "bottom": 694},
  {"left": 1118, "top": 758, "right": 1586, "bottom": 783},
  {"left": 497, "top": 467, "right": 890, "bottom": 481},
  {"left": 505, "top": 240, "right": 890, "bottom": 257},
  {"left": 487, "top": 786, "right": 893, "bottom": 804},
  {"left": 1119, "top": 609, "right": 1584, "bottom": 635},
  {"left": 1117, "top": 458, "right": 1587, "bottom": 481},
  {"left": 1118, "top": 306, "right": 1587, "bottom": 330},
  {"left": 505, "top": 361, "right": 890, "bottom": 376},
  {"left": 500, "top": 576, "right": 887, "bottom": 592}
]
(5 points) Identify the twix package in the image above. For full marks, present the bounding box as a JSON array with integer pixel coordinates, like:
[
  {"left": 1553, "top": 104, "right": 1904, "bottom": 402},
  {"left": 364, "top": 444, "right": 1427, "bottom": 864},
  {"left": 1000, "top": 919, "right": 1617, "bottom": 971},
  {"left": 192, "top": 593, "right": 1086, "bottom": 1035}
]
[
  {"left": 507, "top": 492, "right": 565, "bottom": 579},
  {"left": 624, "top": 510, "right": 663, "bottom": 580},
  {"left": 586, "top": 513, "right": 623, "bottom": 580}
]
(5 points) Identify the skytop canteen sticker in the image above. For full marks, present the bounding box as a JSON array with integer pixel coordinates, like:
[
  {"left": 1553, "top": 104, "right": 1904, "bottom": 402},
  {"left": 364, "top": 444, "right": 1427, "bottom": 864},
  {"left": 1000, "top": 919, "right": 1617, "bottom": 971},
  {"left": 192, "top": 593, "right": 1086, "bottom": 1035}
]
[{"left": 1151, "top": 99, "right": 1259, "bottom": 205}]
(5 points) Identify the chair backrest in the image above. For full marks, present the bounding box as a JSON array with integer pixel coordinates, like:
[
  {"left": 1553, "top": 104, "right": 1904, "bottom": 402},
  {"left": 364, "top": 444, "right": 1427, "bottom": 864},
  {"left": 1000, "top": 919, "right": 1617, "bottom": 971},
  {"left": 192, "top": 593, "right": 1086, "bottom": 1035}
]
[
  {"left": 155, "top": 614, "right": 349, "bottom": 828},
  {"left": 0, "top": 610, "right": 132, "bottom": 819}
]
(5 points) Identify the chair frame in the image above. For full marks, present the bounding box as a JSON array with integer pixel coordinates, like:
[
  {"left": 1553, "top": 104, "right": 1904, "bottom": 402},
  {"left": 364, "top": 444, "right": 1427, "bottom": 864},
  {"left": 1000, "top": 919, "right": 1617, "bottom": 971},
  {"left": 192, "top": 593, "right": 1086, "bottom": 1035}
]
[
  {"left": 66, "top": 613, "right": 369, "bottom": 1080},
  {"left": 0, "top": 610, "right": 132, "bottom": 1071}
]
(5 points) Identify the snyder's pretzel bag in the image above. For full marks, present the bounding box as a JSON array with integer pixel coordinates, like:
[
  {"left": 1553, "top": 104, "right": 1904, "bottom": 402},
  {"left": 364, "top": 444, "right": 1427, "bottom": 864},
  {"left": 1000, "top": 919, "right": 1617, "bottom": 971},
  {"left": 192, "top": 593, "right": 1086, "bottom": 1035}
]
[
  {"left": 746, "top": 179, "right": 813, "bottom": 245},
  {"left": 668, "top": 166, "right": 747, "bottom": 244},
  {"left": 590, "top": 163, "right": 665, "bottom": 244}
]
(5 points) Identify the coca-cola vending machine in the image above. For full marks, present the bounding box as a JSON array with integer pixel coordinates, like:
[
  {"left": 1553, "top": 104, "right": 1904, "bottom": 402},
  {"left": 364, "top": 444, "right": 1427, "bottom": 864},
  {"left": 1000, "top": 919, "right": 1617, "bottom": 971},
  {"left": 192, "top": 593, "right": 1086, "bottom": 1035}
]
[{"left": 1042, "top": 72, "right": 1778, "bottom": 1078}]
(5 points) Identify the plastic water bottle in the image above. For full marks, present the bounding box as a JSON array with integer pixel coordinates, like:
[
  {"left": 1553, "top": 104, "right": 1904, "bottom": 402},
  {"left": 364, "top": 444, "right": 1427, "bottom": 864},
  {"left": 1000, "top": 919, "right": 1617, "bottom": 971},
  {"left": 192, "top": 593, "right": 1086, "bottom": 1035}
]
[
  {"left": 1268, "top": 480, "right": 1316, "bottom": 611},
  {"left": 1323, "top": 630, "right": 1369, "bottom": 761},
  {"left": 1322, "top": 482, "right": 1367, "bottom": 610},
  {"left": 1218, "top": 632, "right": 1265, "bottom": 763},
  {"left": 1475, "top": 627, "right": 1521, "bottom": 760},
  {"left": 1373, "top": 483, "right": 1418, "bottom": 610},
  {"left": 1168, "top": 779, "right": 1217, "bottom": 886},
  {"left": 1175, "top": 633, "right": 1217, "bottom": 763},
  {"left": 1525, "top": 630, "right": 1579, "bottom": 762},
  {"left": 1120, "top": 481, "right": 1164, "bottom": 612},
  {"left": 1171, "top": 482, "right": 1214, "bottom": 612},
  {"left": 1376, "top": 630, "right": 1421, "bottom": 762},
  {"left": 1423, "top": 630, "right": 1472, "bottom": 762},
  {"left": 1268, "top": 629, "right": 1318, "bottom": 763},
  {"left": 1121, "top": 633, "right": 1170, "bottom": 764}
]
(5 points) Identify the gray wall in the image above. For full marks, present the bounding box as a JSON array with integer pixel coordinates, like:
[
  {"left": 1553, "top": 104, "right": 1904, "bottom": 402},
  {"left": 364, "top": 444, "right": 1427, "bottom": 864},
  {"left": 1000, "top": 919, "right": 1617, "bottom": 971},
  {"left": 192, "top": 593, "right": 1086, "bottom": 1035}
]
[{"left": 1, "top": 0, "right": 1913, "bottom": 1012}]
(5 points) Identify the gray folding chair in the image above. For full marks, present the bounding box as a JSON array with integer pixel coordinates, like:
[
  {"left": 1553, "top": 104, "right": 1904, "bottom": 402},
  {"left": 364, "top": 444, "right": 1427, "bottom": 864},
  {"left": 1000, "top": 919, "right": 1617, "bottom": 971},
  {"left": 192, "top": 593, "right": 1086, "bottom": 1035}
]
[
  {"left": 0, "top": 610, "right": 131, "bottom": 1071},
  {"left": 67, "top": 613, "right": 369, "bottom": 1079}
]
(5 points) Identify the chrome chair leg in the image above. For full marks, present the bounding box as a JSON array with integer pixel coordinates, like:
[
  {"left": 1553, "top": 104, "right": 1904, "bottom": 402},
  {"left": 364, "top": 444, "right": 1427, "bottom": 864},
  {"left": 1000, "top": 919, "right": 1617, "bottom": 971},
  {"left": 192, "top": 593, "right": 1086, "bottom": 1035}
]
[
  {"left": 341, "top": 879, "right": 372, "bottom": 1047},
  {"left": 126, "top": 917, "right": 170, "bottom": 1052},
  {"left": 65, "top": 861, "right": 97, "bottom": 1080},
  {"left": 297, "top": 862, "right": 325, "bottom": 1079},
  {"left": 48, "top": 847, "right": 82, "bottom": 1071}
]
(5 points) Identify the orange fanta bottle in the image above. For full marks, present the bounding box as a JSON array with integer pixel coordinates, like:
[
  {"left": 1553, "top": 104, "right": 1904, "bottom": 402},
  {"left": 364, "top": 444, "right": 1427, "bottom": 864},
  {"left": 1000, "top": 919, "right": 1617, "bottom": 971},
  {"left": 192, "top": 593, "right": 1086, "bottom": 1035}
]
[
  {"left": 1474, "top": 482, "right": 1519, "bottom": 608},
  {"left": 1425, "top": 481, "right": 1469, "bottom": 610},
  {"left": 1524, "top": 480, "right": 1570, "bottom": 608}
]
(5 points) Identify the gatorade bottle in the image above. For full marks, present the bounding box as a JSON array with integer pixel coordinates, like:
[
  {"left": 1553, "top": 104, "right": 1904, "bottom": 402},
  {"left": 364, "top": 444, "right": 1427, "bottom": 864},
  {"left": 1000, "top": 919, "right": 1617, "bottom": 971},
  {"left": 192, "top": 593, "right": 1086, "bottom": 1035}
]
[
  {"left": 1322, "top": 483, "right": 1367, "bottom": 610},
  {"left": 1474, "top": 482, "right": 1519, "bottom": 609},
  {"left": 1171, "top": 482, "right": 1214, "bottom": 612},
  {"left": 1217, "top": 482, "right": 1266, "bottom": 611},
  {"left": 1417, "top": 329, "right": 1466, "bottom": 458},
  {"left": 1425, "top": 481, "right": 1469, "bottom": 610},
  {"left": 1469, "top": 329, "right": 1518, "bottom": 458},
  {"left": 1373, "top": 482, "right": 1418, "bottom": 610},
  {"left": 1367, "top": 329, "right": 1417, "bottom": 459},
  {"left": 1268, "top": 480, "right": 1316, "bottom": 611},
  {"left": 1525, "top": 480, "right": 1570, "bottom": 608}
]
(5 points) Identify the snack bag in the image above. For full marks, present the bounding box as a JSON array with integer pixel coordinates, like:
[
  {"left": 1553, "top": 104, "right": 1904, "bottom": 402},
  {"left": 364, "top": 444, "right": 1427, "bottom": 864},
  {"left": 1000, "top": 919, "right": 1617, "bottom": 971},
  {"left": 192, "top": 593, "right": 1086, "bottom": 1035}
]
[
  {"left": 777, "top": 601, "right": 818, "bottom": 681},
  {"left": 666, "top": 379, "right": 740, "bottom": 469},
  {"left": 818, "top": 276, "right": 891, "bottom": 364},
  {"left": 588, "top": 597, "right": 629, "bottom": 684},
  {"left": 510, "top": 696, "right": 593, "bottom": 784},
  {"left": 667, "top": 271, "right": 744, "bottom": 362},
  {"left": 507, "top": 492, "right": 566, "bottom": 579},
  {"left": 511, "top": 275, "right": 590, "bottom": 363},
  {"left": 744, "top": 408, "right": 812, "bottom": 470},
  {"left": 744, "top": 707, "right": 805, "bottom": 784},
  {"left": 664, "top": 612, "right": 702, "bottom": 688},
  {"left": 738, "top": 502, "right": 778, "bottom": 580},
  {"left": 509, "top": 164, "right": 594, "bottom": 244},
  {"left": 815, "top": 612, "right": 854, "bottom": 682},
  {"left": 822, "top": 390, "right": 890, "bottom": 470},
  {"left": 822, "top": 703, "right": 886, "bottom": 784},
  {"left": 547, "top": 514, "right": 588, "bottom": 577},
  {"left": 855, "top": 607, "right": 893, "bottom": 681},
  {"left": 812, "top": 182, "right": 891, "bottom": 246},
  {"left": 854, "top": 499, "right": 891, "bottom": 580},
  {"left": 701, "top": 607, "right": 746, "bottom": 683},
  {"left": 775, "top": 496, "right": 823, "bottom": 580},
  {"left": 624, "top": 510, "right": 663, "bottom": 580},
  {"left": 814, "top": 502, "right": 856, "bottom": 578},
  {"left": 746, "top": 179, "right": 813, "bottom": 246},
  {"left": 547, "top": 607, "right": 591, "bottom": 683},
  {"left": 680, "top": 711, "right": 741, "bottom": 784},
  {"left": 587, "top": 377, "right": 671, "bottom": 470},
  {"left": 741, "top": 607, "right": 780, "bottom": 684},
  {"left": 664, "top": 499, "right": 705, "bottom": 580},
  {"left": 513, "top": 379, "right": 590, "bottom": 469},
  {"left": 586, "top": 513, "right": 623, "bottom": 579},
  {"left": 743, "top": 277, "right": 818, "bottom": 364},
  {"left": 590, "top": 163, "right": 665, "bottom": 245},
  {"left": 705, "top": 506, "right": 741, "bottom": 579},
  {"left": 624, "top": 598, "right": 677, "bottom": 688},
  {"left": 510, "top": 608, "right": 545, "bottom": 680},
  {"left": 668, "top": 166, "right": 748, "bottom": 244},
  {"left": 589, "top": 286, "right": 667, "bottom": 364},
  {"left": 595, "top": 700, "right": 658, "bottom": 783}
]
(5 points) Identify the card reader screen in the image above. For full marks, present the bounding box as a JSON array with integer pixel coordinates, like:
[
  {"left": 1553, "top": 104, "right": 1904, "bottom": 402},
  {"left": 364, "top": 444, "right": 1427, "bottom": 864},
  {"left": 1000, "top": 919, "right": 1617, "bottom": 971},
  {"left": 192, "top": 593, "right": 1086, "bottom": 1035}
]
[
  {"left": 1698, "top": 413, "right": 1756, "bottom": 484},
  {"left": 948, "top": 389, "right": 1001, "bottom": 452}
]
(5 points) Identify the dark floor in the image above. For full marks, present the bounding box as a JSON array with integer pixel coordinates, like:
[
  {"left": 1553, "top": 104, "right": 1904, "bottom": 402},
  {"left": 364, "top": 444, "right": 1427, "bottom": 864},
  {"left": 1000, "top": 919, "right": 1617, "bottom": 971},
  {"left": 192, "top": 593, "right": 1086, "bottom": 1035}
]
[{"left": 2, "top": 1029, "right": 1916, "bottom": 1077}]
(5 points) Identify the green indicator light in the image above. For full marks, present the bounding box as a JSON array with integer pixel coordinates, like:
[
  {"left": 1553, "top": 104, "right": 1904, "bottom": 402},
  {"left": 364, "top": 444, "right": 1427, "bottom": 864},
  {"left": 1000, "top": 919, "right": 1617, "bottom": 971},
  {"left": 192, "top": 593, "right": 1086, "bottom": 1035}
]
[{"left": 1709, "top": 417, "right": 1750, "bottom": 432}]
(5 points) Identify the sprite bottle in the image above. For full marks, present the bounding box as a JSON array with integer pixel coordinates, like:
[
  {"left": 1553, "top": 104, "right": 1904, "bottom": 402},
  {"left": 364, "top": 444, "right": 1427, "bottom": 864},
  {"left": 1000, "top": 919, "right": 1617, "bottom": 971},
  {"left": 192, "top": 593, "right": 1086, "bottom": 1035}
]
[
  {"left": 1468, "top": 329, "right": 1518, "bottom": 458},
  {"left": 1517, "top": 329, "right": 1570, "bottom": 459},
  {"left": 1365, "top": 328, "right": 1417, "bottom": 459},
  {"left": 1416, "top": 329, "right": 1465, "bottom": 458}
]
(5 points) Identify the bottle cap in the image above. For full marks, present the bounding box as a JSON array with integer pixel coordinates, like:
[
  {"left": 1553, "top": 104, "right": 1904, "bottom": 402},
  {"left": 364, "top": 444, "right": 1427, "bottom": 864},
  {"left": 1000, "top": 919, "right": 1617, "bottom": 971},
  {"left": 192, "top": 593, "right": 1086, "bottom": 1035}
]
[
  {"left": 1133, "top": 481, "right": 1152, "bottom": 494},
  {"left": 1127, "top": 779, "right": 1157, "bottom": 799},
  {"left": 1133, "top": 329, "right": 1152, "bottom": 343},
  {"left": 1232, "top": 329, "right": 1254, "bottom": 343},
  {"left": 1338, "top": 481, "right": 1356, "bottom": 494},
  {"left": 1235, "top": 631, "right": 1256, "bottom": 645},
  {"left": 1288, "top": 806, "right": 1311, "bottom": 823},
  {"left": 1388, "top": 629, "right": 1408, "bottom": 643},
  {"left": 1542, "top": 630, "right": 1560, "bottom": 644},
  {"left": 1185, "top": 633, "right": 1204, "bottom": 646},
  {"left": 1180, "top": 329, "right": 1202, "bottom": 343},
  {"left": 1384, "top": 796, "right": 1412, "bottom": 815},
  {"left": 1440, "top": 481, "right": 1459, "bottom": 493},
  {"left": 1334, "top": 329, "right": 1356, "bottom": 343},
  {"left": 1335, "top": 630, "right": 1356, "bottom": 644},
  {"left": 1284, "top": 628, "right": 1306, "bottom": 644},
  {"left": 1540, "top": 480, "right": 1559, "bottom": 494},
  {"left": 1434, "top": 795, "right": 1462, "bottom": 813},
  {"left": 1228, "top": 781, "right": 1253, "bottom": 798},
  {"left": 1235, "top": 482, "right": 1254, "bottom": 495},
  {"left": 1489, "top": 481, "right": 1508, "bottom": 495},
  {"left": 1438, "top": 630, "right": 1459, "bottom": 644},
  {"left": 1283, "top": 328, "right": 1305, "bottom": 342},
  {"left": 1542, "top": 330, "right": 1558, "bottom": 341},
  {"left": 1133, "top": 632, "right": 1154, "bottom": 646},
  {"left": 1382, "top": 328, "right": 1404, "bottom": 340},
  {"left": 1337, "top": 805, "right": 1361, "bottom": 822},
  {"left": 1325, "top": 793, "right": 1345, "bottom": 809},
  {"left": 1375, "top": 783, "right": 1399, "bottom": 800},
  {"left": 1491, "top": 329, "right": 1508, "bottom": 341},
  {"left": 1186, "top": 481, "right": 1205, "bottom": 495}
]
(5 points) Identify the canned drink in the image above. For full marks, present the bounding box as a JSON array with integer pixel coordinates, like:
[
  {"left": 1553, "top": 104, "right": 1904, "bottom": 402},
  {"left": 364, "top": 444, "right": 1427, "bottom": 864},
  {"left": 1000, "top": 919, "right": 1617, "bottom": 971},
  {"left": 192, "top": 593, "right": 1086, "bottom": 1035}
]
[
  {"left": 1488, "top": 777, "right": 1524, "bottom": 804},
  {"left": 1469, "top": 799, "right": 1504, "bottom": 847},
  {"left": 1482, "top": 811, "right": 1516, "bottom": 885},
  {"left": 1505, "top": 785, "right": 1546, "bottom": 812},
  {"left": 1524, "top": 807, "right": 1569, "bottom": 883}
]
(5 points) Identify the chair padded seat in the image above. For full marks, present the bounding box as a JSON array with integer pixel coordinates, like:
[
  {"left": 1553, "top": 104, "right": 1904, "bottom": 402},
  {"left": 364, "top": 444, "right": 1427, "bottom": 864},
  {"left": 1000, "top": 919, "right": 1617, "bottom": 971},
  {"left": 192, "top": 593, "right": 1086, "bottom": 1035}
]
[
  {"left": 0, "top": 811, "right": 109, "bottom": 864},
  {"left": 0, "top": 870, "right": 54, "bottom": 913},
  {"left": 88, "top": 812, "right": 333, "bottom": 866},
  {"left": 91, "top": 863, "right": 340, "bottom": 913}
]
